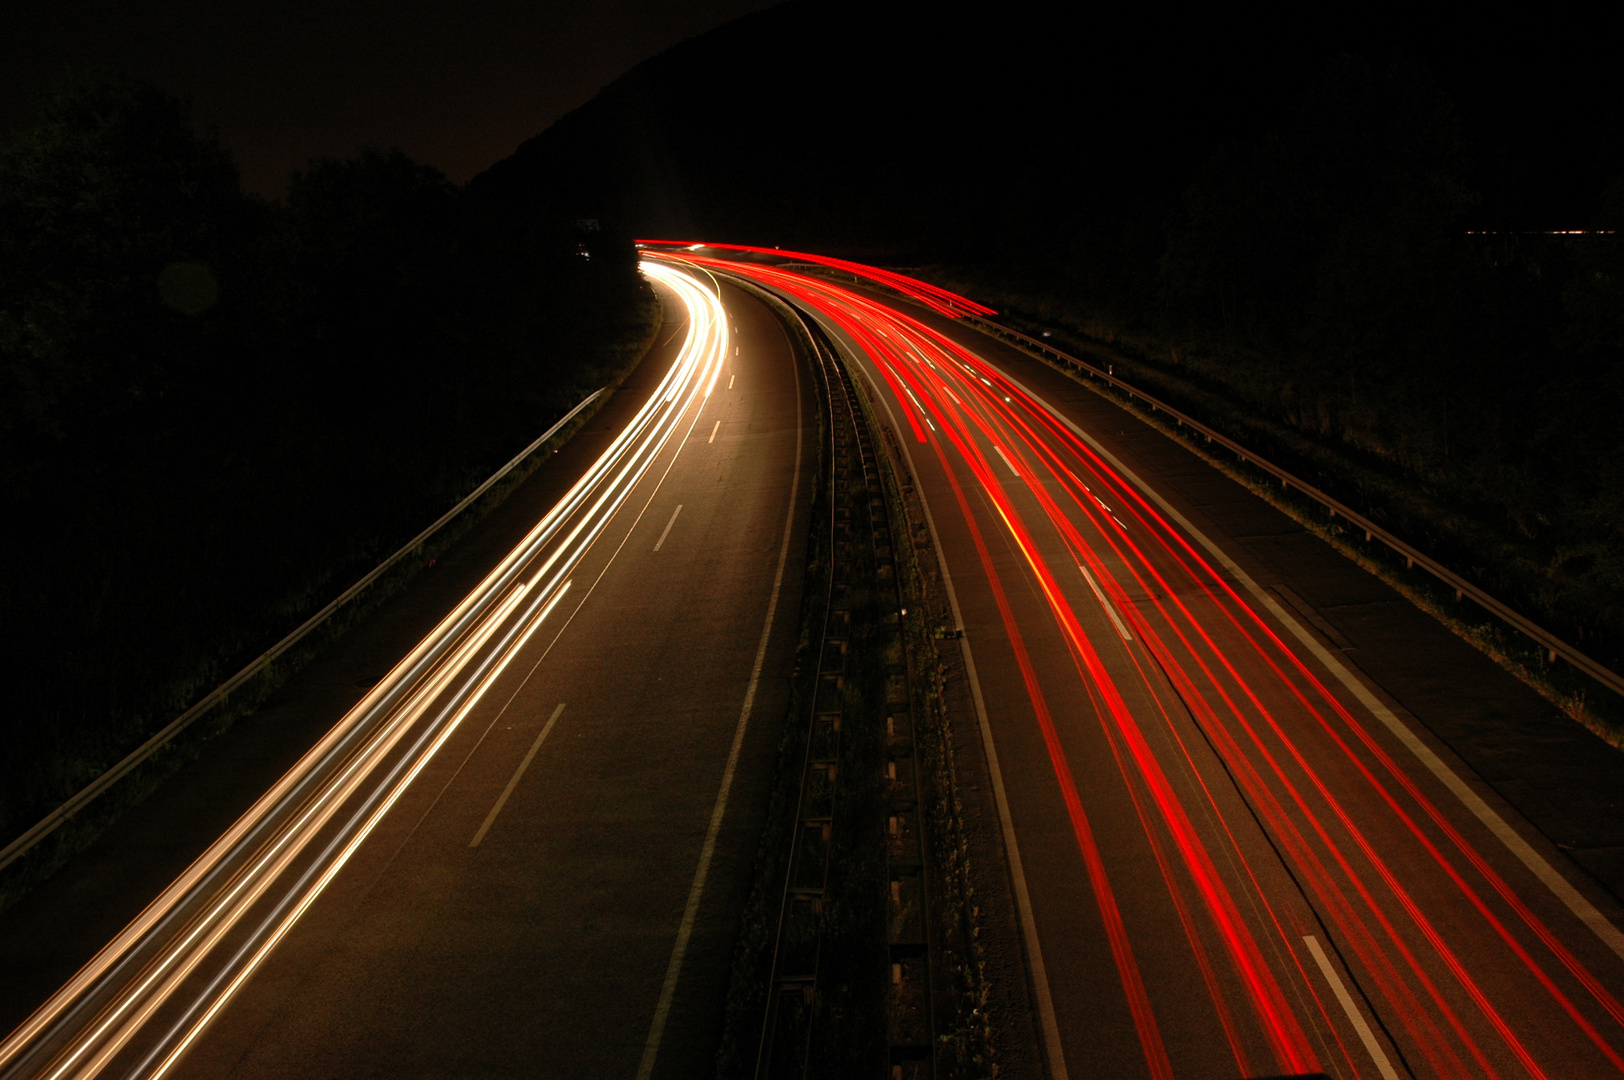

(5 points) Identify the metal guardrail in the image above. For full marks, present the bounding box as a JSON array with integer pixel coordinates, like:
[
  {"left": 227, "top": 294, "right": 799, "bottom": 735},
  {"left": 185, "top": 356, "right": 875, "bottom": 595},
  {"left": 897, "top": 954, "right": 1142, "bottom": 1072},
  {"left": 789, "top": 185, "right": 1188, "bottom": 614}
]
[
  {"left": 960, "top": 314, "right": 1624, "bottom": 702},
  {"left": 0, "top": 388, "right": 603, "bottom": 873}
]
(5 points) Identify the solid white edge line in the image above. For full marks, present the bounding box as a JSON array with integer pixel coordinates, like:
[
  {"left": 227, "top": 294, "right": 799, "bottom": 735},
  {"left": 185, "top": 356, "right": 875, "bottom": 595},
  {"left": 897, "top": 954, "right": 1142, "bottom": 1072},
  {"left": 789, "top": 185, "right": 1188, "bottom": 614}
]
[
  {"left": 790, "top": 302, "right": 1070, "bottom": 1080},
  {"left": 653, "top": 504, "right": 683, "bottom": 552},
  {"left": 1304, "top": 935, "right": 1403, "bottom": 1080},
  {"left": 468, "top": 702, "right": 566, "bottom": 847},
  {"left": 991, "top": 363, "right": 1624, "bottom": 964},
  {"left": 635, "top": 308, "right": 804, "bottom": 1080}
]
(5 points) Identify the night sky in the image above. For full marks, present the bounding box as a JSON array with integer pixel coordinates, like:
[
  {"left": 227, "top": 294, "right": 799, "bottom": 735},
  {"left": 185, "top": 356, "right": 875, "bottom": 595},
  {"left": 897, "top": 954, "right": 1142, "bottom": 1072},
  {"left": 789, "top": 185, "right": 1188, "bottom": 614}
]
[{"left": 0, "top": 0, "right": 781, "bottom": 196}]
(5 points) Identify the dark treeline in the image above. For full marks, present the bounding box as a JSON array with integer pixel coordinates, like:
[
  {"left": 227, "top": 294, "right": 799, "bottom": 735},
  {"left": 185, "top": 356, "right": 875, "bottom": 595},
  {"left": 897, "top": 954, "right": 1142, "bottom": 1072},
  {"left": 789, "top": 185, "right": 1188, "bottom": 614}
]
[
  {"left": 487, "top": 1, "right": 1624, "bottom": 674},
  {"left": 0, "top": 74, "right": 652, "bottom": 843},
  {"left": 1011, "top": 55, "right": 1624, "bottom": 667}
]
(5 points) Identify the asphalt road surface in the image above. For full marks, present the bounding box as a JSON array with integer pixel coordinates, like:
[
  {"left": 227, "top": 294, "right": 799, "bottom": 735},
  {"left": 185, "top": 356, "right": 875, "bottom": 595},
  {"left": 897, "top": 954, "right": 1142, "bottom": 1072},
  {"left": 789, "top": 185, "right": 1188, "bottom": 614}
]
[
  {"left": 0, "top": 263, "right": 812, "bottom": 1080},
  {"left": 672, "top": 247, "right": 1624, "bottom": 1080},
  {"left": 11, "top": 243, "right": 1624, "bottom": 1080}
]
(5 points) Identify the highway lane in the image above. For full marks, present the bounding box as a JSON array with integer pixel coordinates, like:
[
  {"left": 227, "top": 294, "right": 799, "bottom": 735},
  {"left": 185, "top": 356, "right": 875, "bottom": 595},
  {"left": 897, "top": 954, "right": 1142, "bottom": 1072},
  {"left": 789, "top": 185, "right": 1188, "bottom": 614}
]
[
  {"left": 658, "top": 247, "right": 1624, "bottom": 1080},
  {"left": 1, "top": 261, "right": 812, "bottom": 1080}
]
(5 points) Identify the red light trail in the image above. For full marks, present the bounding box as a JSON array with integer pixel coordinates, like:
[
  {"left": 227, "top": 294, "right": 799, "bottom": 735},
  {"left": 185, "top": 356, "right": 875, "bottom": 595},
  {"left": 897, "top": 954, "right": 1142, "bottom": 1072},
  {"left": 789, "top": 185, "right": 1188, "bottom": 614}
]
[{"left": 649, "top": 245, "right": 1624, "bottom": 1079}]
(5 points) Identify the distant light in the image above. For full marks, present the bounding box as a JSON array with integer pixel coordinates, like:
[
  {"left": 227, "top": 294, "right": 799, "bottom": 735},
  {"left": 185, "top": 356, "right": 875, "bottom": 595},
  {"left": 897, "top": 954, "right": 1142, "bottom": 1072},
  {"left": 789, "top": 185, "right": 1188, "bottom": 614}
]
[
  {"left": 687, "top": 244, "right": 706, "bottom": 250},
  {"left": 1464, "top": 229, "right": 1617, "bottom": 236}
]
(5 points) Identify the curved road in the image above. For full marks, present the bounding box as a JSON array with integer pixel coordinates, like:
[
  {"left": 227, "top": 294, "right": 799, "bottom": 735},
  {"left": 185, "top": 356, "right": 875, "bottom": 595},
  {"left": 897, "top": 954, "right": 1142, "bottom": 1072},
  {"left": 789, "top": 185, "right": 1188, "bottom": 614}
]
[
  {"left": 660, "top": 245, "right": 1624, "bottom": 1080},
  {"left": 0, "top": 262, "right": 812, "bottom": 1080},
  {"left": 10, "top": 244, "right": 1624, "bottom": 1080}
]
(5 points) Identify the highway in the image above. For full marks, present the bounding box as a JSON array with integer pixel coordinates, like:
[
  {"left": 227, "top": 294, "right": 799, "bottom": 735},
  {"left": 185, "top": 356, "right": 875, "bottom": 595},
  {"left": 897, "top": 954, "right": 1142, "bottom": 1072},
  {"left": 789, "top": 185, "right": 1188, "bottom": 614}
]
[
  {"left": 9, "top": 240, "right": 1624, "bottom": 1080},
  {"left": 0, "top": 259, "right": 811, "bottom": 1080},
  {"left": 652, "top": 245, "right": 1624, "bottom": 1080}
]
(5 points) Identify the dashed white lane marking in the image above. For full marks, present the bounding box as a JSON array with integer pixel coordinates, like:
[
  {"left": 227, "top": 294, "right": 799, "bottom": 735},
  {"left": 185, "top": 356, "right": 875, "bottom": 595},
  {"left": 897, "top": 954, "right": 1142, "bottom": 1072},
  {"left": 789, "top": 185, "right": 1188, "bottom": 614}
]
[
  {"left": 728, "top": 374, "right": 736, "bottom": 389},
  {"left": 708, "top": 419, "right": 721, "bottom": 444},
  {"left": 653, "top": 504, "right": 683, "bottom": 551},
  {"left": 1305, "top": 935, "right": 1402, "bottom": 1080},
  {"left": 1077, "top": 563, "right": 1133, "bottom": 641},
  {"left": 994, "top": 444, "right": 1020, "bottom": 478},
  {"left": 469, "top": 702, "right": 566, "bottom": 847}
]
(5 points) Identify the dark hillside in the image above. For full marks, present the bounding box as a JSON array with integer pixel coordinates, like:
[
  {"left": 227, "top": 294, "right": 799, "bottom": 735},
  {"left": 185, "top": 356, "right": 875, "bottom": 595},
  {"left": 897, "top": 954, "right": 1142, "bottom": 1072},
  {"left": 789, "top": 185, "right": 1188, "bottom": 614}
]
[
  {"left": 475, "top": 3, "right": 1341, "bottom": 256},
  {"left": 476, "top": 3, "right": 1621, "bottom": 252}
]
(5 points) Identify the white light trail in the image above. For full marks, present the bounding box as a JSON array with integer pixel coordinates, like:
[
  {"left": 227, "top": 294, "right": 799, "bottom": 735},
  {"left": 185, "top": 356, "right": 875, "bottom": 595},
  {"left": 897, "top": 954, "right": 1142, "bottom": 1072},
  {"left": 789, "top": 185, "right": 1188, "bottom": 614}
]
[{"left": 0, "top": 261, "right": 729, "bottom": 1080}]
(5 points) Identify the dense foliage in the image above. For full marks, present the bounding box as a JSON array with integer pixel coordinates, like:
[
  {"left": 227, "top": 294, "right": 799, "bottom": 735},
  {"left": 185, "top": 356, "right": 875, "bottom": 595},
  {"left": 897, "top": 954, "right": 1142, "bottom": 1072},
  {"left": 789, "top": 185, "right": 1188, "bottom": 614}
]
[{"left": 0, "top": 74, "right": 650, "bottom": 841}]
